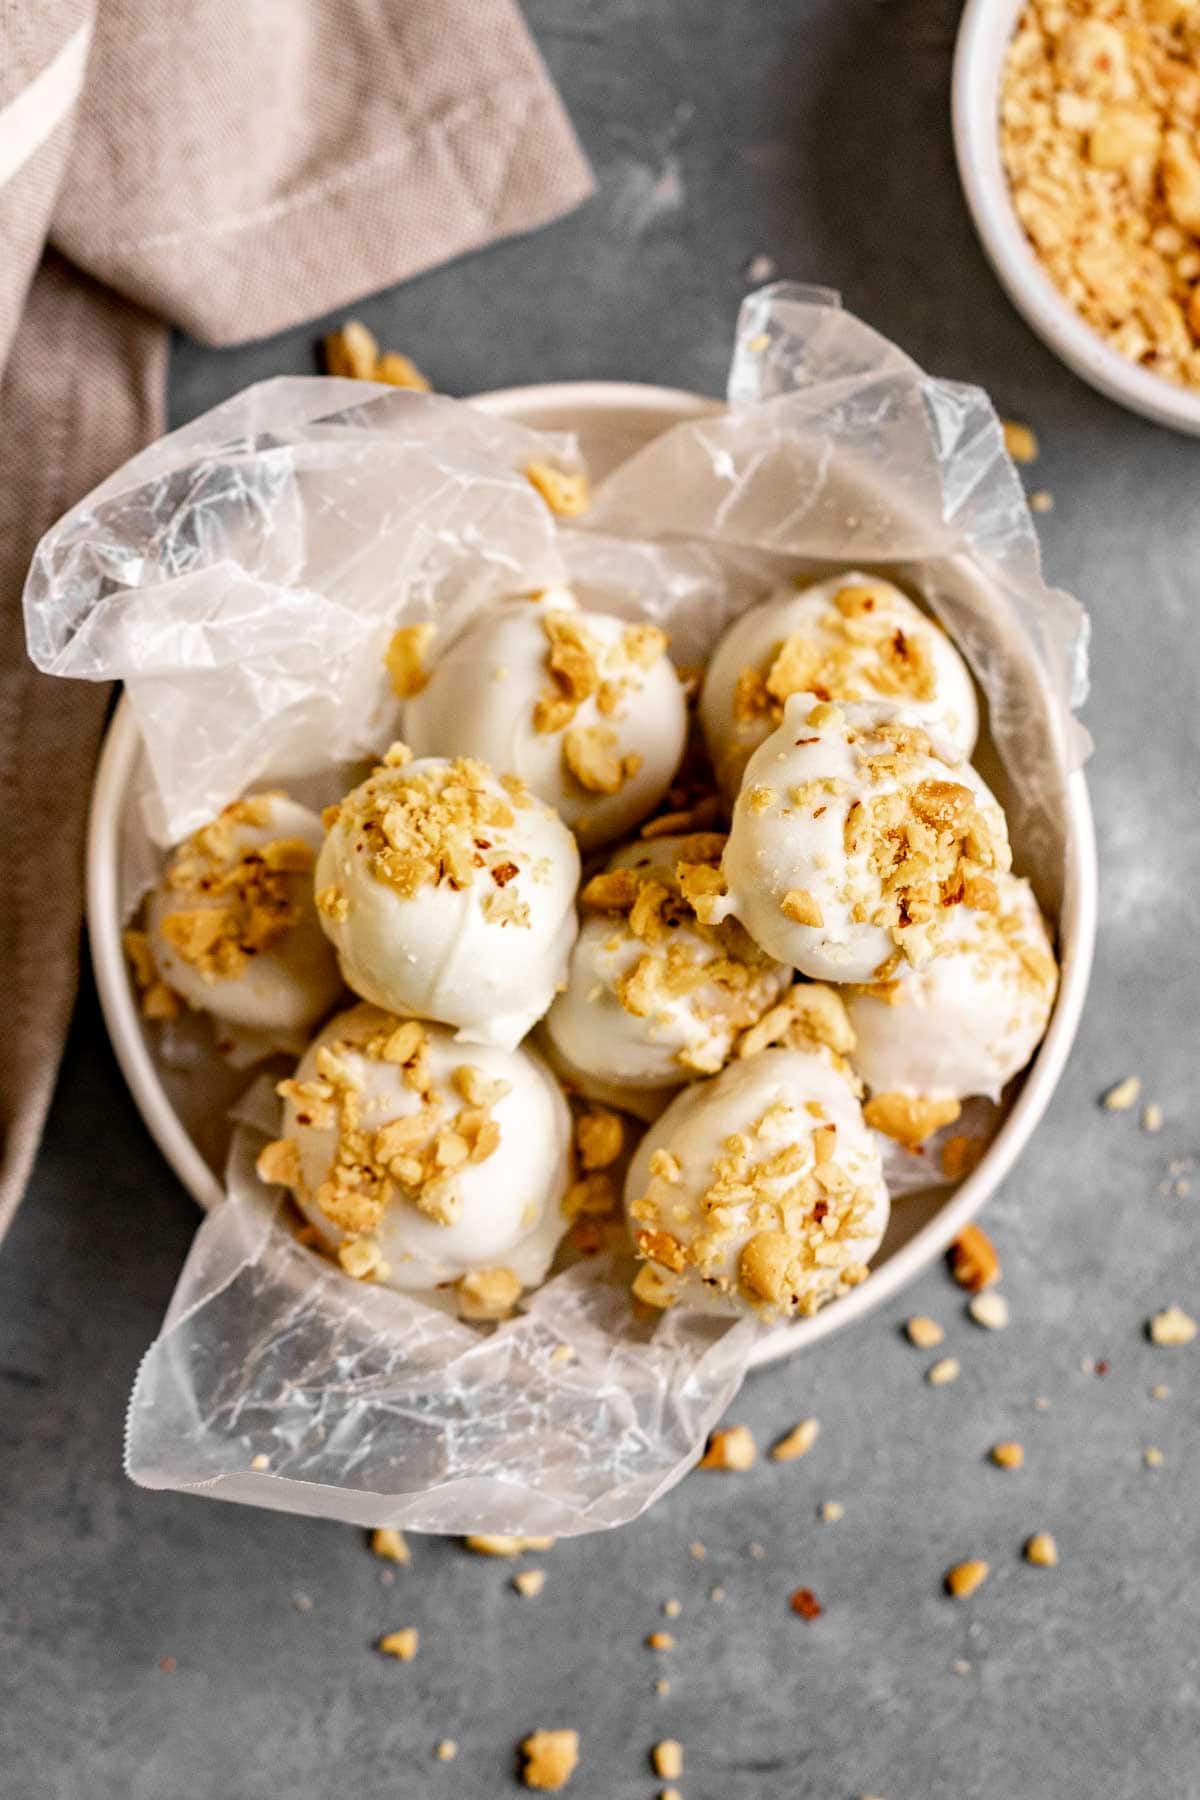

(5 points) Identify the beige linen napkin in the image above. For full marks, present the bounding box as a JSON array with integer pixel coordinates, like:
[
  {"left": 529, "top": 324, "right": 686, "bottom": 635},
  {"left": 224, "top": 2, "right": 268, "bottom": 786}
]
[{"left": 0, "top": 1, "right": 592, "bottom": 1244}]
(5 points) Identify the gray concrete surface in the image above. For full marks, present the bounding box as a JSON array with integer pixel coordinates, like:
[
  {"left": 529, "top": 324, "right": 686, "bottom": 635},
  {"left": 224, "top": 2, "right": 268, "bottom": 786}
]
[{"left": 2, "top": 2, "right": 1198, "bottom": 1796}]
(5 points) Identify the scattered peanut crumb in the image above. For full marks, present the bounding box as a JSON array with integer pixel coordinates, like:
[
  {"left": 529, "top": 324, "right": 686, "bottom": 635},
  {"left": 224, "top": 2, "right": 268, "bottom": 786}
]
[
  {"left": 385, "top": 622, "right": 436, "bottom": 698},
  {"left": 789, "top": 1586, "right": 823, "bottom": 1620},
  {"left": 647, "top": 1631, "right": 675, "bottom": 1651},
  {"left": 710, "top": 1586, "right": 726, "bottom": 1603},
  {"left": 820, "top": 1500, "right": 845, "bottom": 1522},
  {"left": 370, "top": 1527, "right": 410, "bottom": 1565},
  {"left": 945, "top": 1558, "right": 989, "bottom": 1599},
  {"left": 435, "top": 1740, "right": 458, "bottom": 1762},
  {"left": 906, "top": 1315, "right": 945, "bottom": 1349},
  {"left": 1029, "top": 489, "right": 1054, "bottom": 514},
  {"left": 662, "top": 1598, "right": 681, "bottom": 1618},
  {"left": 949, "top": 1223, "right": 1001, "bottom": 1291},
  {"left": 249, "top": 1453, "right": 271, "bottom": 1471},
  {"left": 520, "top": 1728, "right": 580, "bottom": 1791},
  {"left": 1002, "top": 420, "right": 1039, "bottom": 463},
  {"left": 747, "top": 1541, "right": 766, "bottom": 1559},
  {"left": 1152, "top": 1384, "right": 1170, "bottom": 1400},
  {"left": 525, "top": 461, "right": 590, "bottom": 518},
  {"left": 1102, "top": 1075, "right": 1141, "bottom": 1112},
  {"left": 457, "top": 1266, "right": 522, "bottom": 1321},
  {"left": 1148, "top": 1305, "right": 1197, "bottom": 1347},
  {"left": 660, "top": 1790, "right": 683, "bottom": 1800},
  {"left": 990, "top": 1441, "right": 1025, "bottom": 1469},
  {"left": 377, "top": 1628, "right": 419, "bottom": 1661},
  {"left": 652, "top": 1741, "right": 684, "bottom": 1781},
  {"left": 927, "top": 1357, "right": 961, "bottom": 1387},
  {"left": 655, "top": 1677, "right": 671, "bottom": 1695},
  {"left": 324, "top": 319, "right": 430, "bottom": 390},
  {"left": 699, "top": 1424, "right": 757, "bottom": 1471},
  {"left": 1024, "top": 1532, "right": 1059, "bottom": 1568},
  {"left": 1144, "top": 1446, "right": 1165, "bottom": 1468},
  {"left": 689, "top": 1542, "right": 707, "bottom": 1560},
  {"left": 465, "top": 1535, "right": 555, "bottom": 1556},
  {"left": 968, "top": 1291, "right": 1010, "bottom": 1331},
  {"left": 1142, "top": 1102, "right": 1164, "bottom": 1132},
  {"left": 1033, "top": 1396, "right": 1051, "bottom": 1411},
  {"left": 770, "top": 1417, "right": 820, "bottom": 1462},
  {"left": 513, "top": 1569, "right": 546, "bottom": 1598}
]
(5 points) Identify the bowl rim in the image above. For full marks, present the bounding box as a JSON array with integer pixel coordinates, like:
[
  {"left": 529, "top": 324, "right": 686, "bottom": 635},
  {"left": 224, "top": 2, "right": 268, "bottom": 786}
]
[
  {"left": 86, "top": 377, "right": 1099, "bottom": 1369},
  {"left": 952, "top": 0, "right": 1200, "bottom": 437}
]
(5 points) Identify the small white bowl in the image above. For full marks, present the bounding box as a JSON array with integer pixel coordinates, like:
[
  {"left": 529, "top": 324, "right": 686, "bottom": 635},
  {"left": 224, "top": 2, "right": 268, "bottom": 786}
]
[
  {"left": 86, "top": 380, "right": 1097, "bottom": 1370},
  {"left": 953, "top": 0, "right": 1200, "bottom": 436}
]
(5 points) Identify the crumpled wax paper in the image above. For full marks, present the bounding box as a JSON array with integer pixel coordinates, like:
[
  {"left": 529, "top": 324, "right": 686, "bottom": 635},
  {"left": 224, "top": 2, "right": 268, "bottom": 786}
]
[{"left": 26, "top": 285, "right": 1090, "bottom": 1534}]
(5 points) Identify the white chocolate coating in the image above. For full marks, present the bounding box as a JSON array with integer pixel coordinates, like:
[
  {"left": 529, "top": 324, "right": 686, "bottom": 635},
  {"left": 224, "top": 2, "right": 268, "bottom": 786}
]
[
  {"left": 543, "top": 834, "right": 790, "bottom": 1095},
  {"left": 847, "top": 871, "right": 1058, "bottom": 1104},
  {"left": 403, "top": 591, "right": 688, "bottom": 848},
  {"left": 712, "top": 694, "right": 1011, "bottom": 983},
  {"left": 282, "top": 1005, "right": 572, "bottom": 1291},
  {"left": 146, "top": 794, "right": 342, "bottom": 1037},
  {"left": 625, "top": 1048, "right": 889, "bottom": 1319},
  {"left": 315, "top": 753, "right": 580, "bottom": 1051},
  {"left": 700, "top": 573, "right": 978, "bottom": 798}
]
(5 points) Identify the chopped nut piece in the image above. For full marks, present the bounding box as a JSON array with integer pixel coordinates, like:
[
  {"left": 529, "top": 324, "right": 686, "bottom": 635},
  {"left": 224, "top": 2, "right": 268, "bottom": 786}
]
[
  {"left": 1002, "top": 420, "right": 1039, "bottom": 464},
  {"left": 249, "top": 1454, "right": 271, "bottom": 1471},
  {"left": 945, "top": 1558, "right": 989, "bottom": 1599},
  {"left": 662, "top": 1598, "right": 681, "bottom": 1618},
  {"left": 1102, "top": 1075, "right": 1141, "bottom": 1112},
  {"left": 525, "top": 462, "right": 590, "bottom": 518},
  {"left": 370, "top": 1527, "right": 411, "bottom": 1564},
  {"left": 521, "top": 1729, "right": 580, "bottom": 1791},
  {"left": 820, "top": 1500, "right": 844, "bottom": 1522},
  {"left": 385, "top": 622, "right": 436, "bottom": 698},
  {"left": 906, "top": 1315, "right": 944, "bottom": 1349},
  {"left": 864, "top": 1090, "right": 962, "bottom": 1150},
  {"left": 927, "top": 1357, "right": 960, "bottom": 1387},
  {"left": 576, "top": 1108, "right": 625, "bottom": 1172},
  {"left": 1148, "top": 1305, "right": 1197, "bottom": 1347},
  {"left": 374, "top": 352, "right": 431, "bottom": 391},
  {"left": 457, "top": 1266, "right": 522, "bottom": 1321},
  {"left": 435, "top": 1740, "right": 458, "bottom": 1762},
  {"left": 968, "top": 1291, "right": 1010, "bottom": 1331},
  {"left": 949, "top": 1223, "right": 1000, "bottom": 1291},
  {"left": 652, "top": 1741, "right": 684, "bottom": 1781},
  {"left": 465, "top": 1534, "right": 554, "bottom": 1556},
  {"left": 1024, "top": 1532, "right": 1059, "bottom": 1568},
  {"left": 990, "top": 1441, "right": 1025, "bottom": 1470},
  {"left": 646, "top": 1631, "right": 674, "bottom": 1651},
  {"left": 1029, "top": 490, "right": 1054, "bottom": 514},
  {"left": 698, "top": 1424, "right": 757, "bottom": 1471},
  {"left": 780, "top": 887, "right": 824, "bottom": 928},
  {"left": 940, "top": 1134, "right": 985, "bottom": 1181},
  {"left": 1144, "top": 1446, "right": 1164, "bottom": 1469},
  {"left": 338, "top": 1237, "right": 387, "bottom": 1281},
  {"left": 790, "top": 1586, "right": 823, "bottom": 1620},
  {"left": 256, "top": 1137, "right": 300, "bottom": 1189},
  {"left": 563, "top": 724, "right": 630, "bottom": 795},
  {"left": 377, "top": 1628, "right": 419, "bottom": 1661},
  {"left": 324, "top": 319, "right": 379, "bottom": 379},
  {"left": 770, "top": 1417, "right": 820, "bottom": 1463},
  {"left": 1141, "top": 1102, "right": 1164, "bottom": 1133},
  {"left": 689, "top": 1542, "right": 706, "bottom": 1560},
  {"left": 513, "top": 1569, "right": 546, "bottom": 1598}
]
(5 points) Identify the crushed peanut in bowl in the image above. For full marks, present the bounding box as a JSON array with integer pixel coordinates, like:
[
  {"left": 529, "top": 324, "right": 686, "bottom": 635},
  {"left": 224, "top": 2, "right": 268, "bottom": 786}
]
[{"left": 1000, "top": 0, "right": 1200, "bottom": 392}]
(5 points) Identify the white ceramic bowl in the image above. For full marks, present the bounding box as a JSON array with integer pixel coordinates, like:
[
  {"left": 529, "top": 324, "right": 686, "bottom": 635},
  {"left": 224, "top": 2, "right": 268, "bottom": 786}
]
[
  {"left": 86, "top": 380, "right": 1097, "bottom": 1369},
  {"left": 953, "top": 0, "right": 1200, "bottom": 436}
]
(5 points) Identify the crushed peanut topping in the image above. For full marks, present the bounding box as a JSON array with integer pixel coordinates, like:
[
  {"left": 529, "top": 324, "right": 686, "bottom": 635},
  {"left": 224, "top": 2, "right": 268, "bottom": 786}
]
[
  {"left": 646, "top": 1631, "right": 675, "bottom": 1651},
  {"left": 1024, "top": 1531, "right": 1059, "bottom": 1568},
  {"left": 385, "top": 622, "right": 436, "bottom": 698},
  {"left": 1001, "top": 0, "right": 1200, "bottom": 394},
  {"left": 941, "top": 1133, "right": 986, "bottom": 1181},
  {"left": 563, "top": 724, "right": 641, "bottom": 795},
  {"left": 991, "top": 1441, "right": 1025, "bottom": 1469},
  {"left": 324, "top": 319, "right": 430, "bottom": 390},
  {"left": 949, "top": 1223, "right": 1001, "bottom": 1291},
  {"left": 732, "top": 584, "right": 940, "bottom": 760},
  {"left": 780, "top": 887, "right": 824, "bottom": 927},
  {"left": 863, "top": 1091, "right": 962, "bottom": 1150},
  {"left": 968, "top": 1291, "right": 1011, "bottom": 1331},
  {"left": 520, "top": 1728, "right": 580, "bottom": 1791},
  {"left": 123, "top": 928, "right": 181, "bottom": 1020},
  {"left": 465, "top": 1534, "right": 554, "bottom": 1556},
  {"left": 377, "top": 1628, "right": 419, "bottom": 1661},
  {"left": 945, "top": 1559, "right": 989, "bottom": 1599},
  {"left": 329, "top": 755, "right": 539, "bottom": 920},
  {"left": 156, "top": 801, "right": 315, "bottom": 983},
  {"left": 256, "top": 1138, "right": 301, "bottom": 1188},
  {"left": 770, "top": 1417, "right": 820, "bottom": 1462},
  {"left": 370, "top": 1527, "right": 411, "bottom": 1564},
  {"left": 734, "top": 980, "right": 856, "bottom": 1065},
  {"left": 271, "top": 1017, "right": 508, "bottom": 1251},
  {"left": 927, "top": 1357, "right": 961, "bottom": 1387},
  {"left": 1002, "top": 419, "right": 1040, "bottom": 464},
  {"left": 513, "top": 1568, "right": 546, "bottom": 1598},
  {"left": 698, "top": 1424, "right": 757, "bottom": 1471},
  {"left": 457, "top": 1266, "right": 522, "bottom": 1321},
  {"left": 525, "top": 460, "right": 590, "bottom": 517}
]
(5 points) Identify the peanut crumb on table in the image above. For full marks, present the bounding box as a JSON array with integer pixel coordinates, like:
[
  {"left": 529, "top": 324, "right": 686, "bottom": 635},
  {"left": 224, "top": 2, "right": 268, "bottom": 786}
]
[
  {"left": 1102, "top": 1075, "right": 1141, "bottom": 1111},
  {"left": 945, "top": 1558, "right": 989, "bottom": 1599},
  {"left": 377, "top": 1628, "right": 419, "bottom": 1661},
  {"left": 513, "top": 1569, "right": 546, "bottom": 1598},
  {"left": 652, "top": 1741, "right": 684, "bottom": 1781},
  {"left": 465, "top": 1534, "right": 555, "bottom": 1556},
  {"left": 820, "top": 1500, "right": 845, "bottom": 1522},
  {"left": 1024, "top": 1532, "right": 1059, "bottom": 1568},
  {"left": 906, "top": 1315, "right": 945, "bottom": 1349},
  {"left": 647, "top": 1631, "right": 675, "bottom": 1651},
  {"left": 435, "top": 1740, "right": 457, "bottom": 1762},
  {"left": 968, "top": 1291, "right": 1011, "bottom": 1330},
  {"left": 1148, "top": 1305, "right": 1197, "bottom": 1346},
  {"left": 1144, "top": 1446, "right": 1165, "bottom": 1468},
  {"left": 698, "top": 1425, "right": 757, "bottom": 1471},
  {"left": 520, "top": 1729, "right": 579, "bottom": 1791},
  {"left": 949, "top": 1222, "right": 1001, "bottom": 1290},
  {"left": 770, "top": 1417, "right": 820, "bottom": 1462},
  {"left": 1141, "top": 1101, "right": 1164, "bottom": 1132},
  {"left": 927, "top": 1357, "right": 961, "bottom": 1386},
  {"left": 990, "top": 1441, "right": 1025, "bottom": 1469},
  {"left": 1002, "top": 419, "right": 1040, "bottom": 463},
  {"left": 370, "top": 1527, "right": 410, "bottom": 1565}
]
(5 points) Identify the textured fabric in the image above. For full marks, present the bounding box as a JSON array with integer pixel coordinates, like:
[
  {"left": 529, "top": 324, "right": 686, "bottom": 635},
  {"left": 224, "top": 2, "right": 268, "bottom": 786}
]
[{"left": 0, "top": 2, "right": 592, "bottom": 1246}]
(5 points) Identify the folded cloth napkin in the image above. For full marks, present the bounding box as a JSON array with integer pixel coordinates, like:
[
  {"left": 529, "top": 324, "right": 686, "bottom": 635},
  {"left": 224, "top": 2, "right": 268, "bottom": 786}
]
[{"left": 0, "top": 0, "right": 593, "bottom": 1245}]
